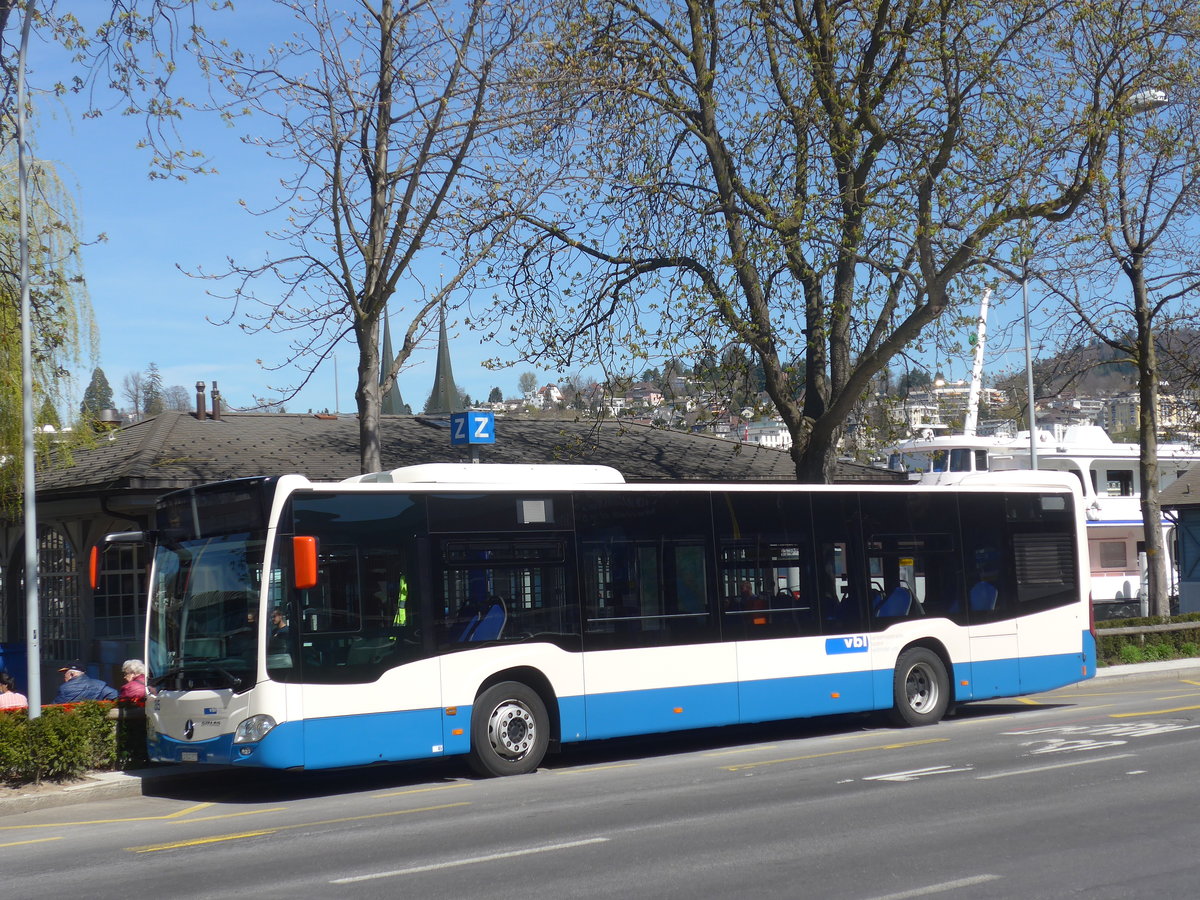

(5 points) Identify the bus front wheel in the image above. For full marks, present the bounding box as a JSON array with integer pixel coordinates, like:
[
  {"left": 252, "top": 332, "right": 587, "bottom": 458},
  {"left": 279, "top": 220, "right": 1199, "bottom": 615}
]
[
  {"left": 468, "top": 681, "right": 549, "bottom": 777},
  {"left": 889, "top": 647, "right": 949, "bottom": 727}
]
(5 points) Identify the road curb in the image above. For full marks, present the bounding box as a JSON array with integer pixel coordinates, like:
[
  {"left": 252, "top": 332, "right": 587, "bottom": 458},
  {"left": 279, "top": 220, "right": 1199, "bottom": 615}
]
[
  {"left": 1093, "top": 658, "right": 1200, "bottom": 683},
  {"left": 0, "top": 765, "right": 217, "bottom": 818}
]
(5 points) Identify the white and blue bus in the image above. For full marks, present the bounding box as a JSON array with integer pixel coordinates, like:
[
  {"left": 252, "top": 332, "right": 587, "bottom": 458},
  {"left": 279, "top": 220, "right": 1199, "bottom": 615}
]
[{"left": 105, "top": 463, "right": 1095, "bottom": 777}]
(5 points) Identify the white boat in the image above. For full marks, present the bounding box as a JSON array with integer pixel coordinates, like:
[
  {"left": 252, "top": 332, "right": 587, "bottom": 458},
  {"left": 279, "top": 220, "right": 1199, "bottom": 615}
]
[{"left": 883, "top": 424, "right": 1200, "bottom": 609}]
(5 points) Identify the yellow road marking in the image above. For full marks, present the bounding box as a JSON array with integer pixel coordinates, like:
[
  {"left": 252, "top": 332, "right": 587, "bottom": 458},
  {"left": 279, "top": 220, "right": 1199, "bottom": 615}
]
[
  {"left": 0, "top": 801, "right": 216, "bottom": 831},
  {"left": 705, "top": 746, "right": 780, "bottom": 757},
  {"left": 126, "top": 801, "right": 471, "bottom": 853},
  {"left": 722, "top": 738, "right": 948, "bottom": 772},
  {"left": 168, "top": 807, "right": 288, "bottom": 824},
  {"left": 1109, "top": 704, "right": 1200, "bottom": 719},
  {"left": 165, "top": 802, "right": 215, "bottom": 819},
  {"left": 373, "top": 783, "right": 473, "bottom": 799},
  {"left": 559, "top": 763, "right": 639, "bottom": 775},
  {"left": 0, "top": 837, "right": 63, "bottom": 848},
  {"left": 130, "top": 829, "right": 279, "bottom": 852},
  {"left": 1016, "top": 698, "right": 1042, "bottom": 706}
]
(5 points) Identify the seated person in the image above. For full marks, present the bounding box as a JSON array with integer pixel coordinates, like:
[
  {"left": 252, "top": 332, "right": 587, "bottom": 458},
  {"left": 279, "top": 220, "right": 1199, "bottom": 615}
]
[{"left": 53, "top": 662, "right": 118, "bottom": 703}]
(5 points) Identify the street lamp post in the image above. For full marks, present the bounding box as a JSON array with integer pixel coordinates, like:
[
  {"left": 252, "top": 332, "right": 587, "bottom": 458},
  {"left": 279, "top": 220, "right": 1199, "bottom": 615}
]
[
  {"left": 17, "top": 2, "right": 41, "bottom": 715},
  {"left": 1023, "top": 271, "right": 1038, "bottom": 470}
]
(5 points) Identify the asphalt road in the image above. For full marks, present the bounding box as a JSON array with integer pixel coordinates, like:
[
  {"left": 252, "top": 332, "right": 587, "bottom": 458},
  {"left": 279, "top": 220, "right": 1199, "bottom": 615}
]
[{"left": 5, "top": 665, "right": 1200, "bottom": 899}]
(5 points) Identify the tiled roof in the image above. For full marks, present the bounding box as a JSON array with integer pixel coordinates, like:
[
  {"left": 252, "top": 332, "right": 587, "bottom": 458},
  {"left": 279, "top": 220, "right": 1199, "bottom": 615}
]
[{"left": 32, "top": 411, "right": 899, "bottom": 497}]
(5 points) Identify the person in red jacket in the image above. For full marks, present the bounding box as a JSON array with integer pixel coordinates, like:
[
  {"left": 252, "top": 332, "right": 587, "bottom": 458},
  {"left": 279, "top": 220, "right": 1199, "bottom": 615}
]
[{"left": 118, "top": 659, "right": 148, "bottom": 702}]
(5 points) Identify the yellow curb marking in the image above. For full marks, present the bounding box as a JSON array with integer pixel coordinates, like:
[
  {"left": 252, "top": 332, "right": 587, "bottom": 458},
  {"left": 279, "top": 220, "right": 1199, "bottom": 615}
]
[
  {"left": 722, "top": 737, "right": 948, "bottom": 772},
  {"left": 0, "top": 801, "right": 215, "bottom": 831},
  {"left": 126, "top": 801, "right": 471, "bottom": 853}
]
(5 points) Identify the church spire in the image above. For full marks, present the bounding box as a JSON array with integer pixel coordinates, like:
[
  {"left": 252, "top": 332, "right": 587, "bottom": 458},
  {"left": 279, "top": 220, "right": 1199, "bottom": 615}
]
[
  {"left": 424, "top": 303, "right": 463, "bottom": 414},
  {"left": 379, "top": 315, "right": 409, "bottom": 414}
]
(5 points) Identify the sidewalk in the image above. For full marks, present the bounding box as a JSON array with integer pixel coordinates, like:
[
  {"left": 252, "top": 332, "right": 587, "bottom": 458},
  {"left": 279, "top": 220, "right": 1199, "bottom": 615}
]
[
  {"left": 4, "top": 658, "right": 1200, "bottom": 818},
  {"left": 1092, "top": 657, "right": 1200, "bottom": 682},
  {"left": 0, "top": 763, "right": 219, "bottom": 818}
]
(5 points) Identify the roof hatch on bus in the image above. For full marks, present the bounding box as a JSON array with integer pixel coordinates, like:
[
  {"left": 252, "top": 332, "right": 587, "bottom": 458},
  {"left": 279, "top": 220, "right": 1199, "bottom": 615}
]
[{"left": 343, "top": 463, "right": 626, "bottom": 485}]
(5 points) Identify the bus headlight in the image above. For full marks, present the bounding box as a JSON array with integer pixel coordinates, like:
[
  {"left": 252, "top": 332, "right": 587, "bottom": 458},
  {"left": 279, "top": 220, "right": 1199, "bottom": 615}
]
[{"left": 234, "top": 714, "right": 277, "bottom": 744}]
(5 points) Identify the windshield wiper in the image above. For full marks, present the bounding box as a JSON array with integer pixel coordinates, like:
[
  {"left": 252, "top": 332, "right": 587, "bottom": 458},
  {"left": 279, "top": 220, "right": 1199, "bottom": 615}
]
[
  {"left": 210, "top": 665, "right": 245, "bottom": 691},
  {"left": 150, "top": 666, "right": 187, "bottom": 690},
  {"left": 150, "top": 662, "right": 248, "bottom": 692}
]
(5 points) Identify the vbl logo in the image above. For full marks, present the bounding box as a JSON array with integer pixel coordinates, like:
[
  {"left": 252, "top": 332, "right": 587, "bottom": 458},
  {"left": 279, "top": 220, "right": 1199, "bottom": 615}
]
[{"left": 825, "top": 635, "right": 869, "bottom": 654}]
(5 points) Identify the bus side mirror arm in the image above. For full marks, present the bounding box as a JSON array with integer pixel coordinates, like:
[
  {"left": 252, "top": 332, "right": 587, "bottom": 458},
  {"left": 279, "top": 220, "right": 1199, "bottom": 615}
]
[{"left": 89, "top": 530, "right": 154, "bottom": 591}]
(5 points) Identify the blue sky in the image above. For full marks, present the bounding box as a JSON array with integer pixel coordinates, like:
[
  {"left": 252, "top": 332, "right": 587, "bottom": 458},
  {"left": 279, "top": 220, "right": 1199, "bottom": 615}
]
[{"left": 29, "top": 8, "right": 552, "bottom": 418}]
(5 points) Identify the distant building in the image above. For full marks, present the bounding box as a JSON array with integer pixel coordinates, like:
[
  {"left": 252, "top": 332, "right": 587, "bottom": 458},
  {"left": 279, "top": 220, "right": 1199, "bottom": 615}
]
[{"left": 744, "top": 419, "right": 793, "bottom": 450}]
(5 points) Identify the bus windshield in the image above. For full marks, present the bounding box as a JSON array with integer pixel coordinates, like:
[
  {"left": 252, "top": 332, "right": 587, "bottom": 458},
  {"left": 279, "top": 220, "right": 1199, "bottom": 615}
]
[{"left": 148, "top": 533, "right": 267, "bottom": 692}]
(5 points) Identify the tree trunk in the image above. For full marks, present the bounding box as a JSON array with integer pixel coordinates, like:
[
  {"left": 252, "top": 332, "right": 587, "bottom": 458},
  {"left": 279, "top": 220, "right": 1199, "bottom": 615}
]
[
  {"left": 1133, "top": 268, "right": 1170, "bottom": 617},
  {"left": 356, "top": 318, "right": 383, "bottom": 475},
  {"left": 792, "top": 417, "right": 840, "bottom": 483}
]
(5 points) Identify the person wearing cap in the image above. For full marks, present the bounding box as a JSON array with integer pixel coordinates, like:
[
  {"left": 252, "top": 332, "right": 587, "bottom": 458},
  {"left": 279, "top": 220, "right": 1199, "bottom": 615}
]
[{"left": 52, "top": 662, "right": 118, "bottom": 703}]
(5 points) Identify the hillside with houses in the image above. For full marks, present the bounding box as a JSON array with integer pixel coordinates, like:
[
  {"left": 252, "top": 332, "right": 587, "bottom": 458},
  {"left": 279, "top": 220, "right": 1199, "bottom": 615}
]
[{"left": 493, "top": 351, "right": 1199, "bottom": 464}]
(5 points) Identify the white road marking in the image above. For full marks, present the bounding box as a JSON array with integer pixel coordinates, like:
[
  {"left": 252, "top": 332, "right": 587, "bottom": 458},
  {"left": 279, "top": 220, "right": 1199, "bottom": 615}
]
[
  {"left": 330, "top": 837, "right": 610, "bottom": 883},
  {"left": 977, "top": 752, "right": 1136, "bottom": 780},
  {"left": 863, "top": 764, "right": 974, "bottom": 783},
  {"left": 863, "top": 873, "right": 1001, "bottom": 899}
]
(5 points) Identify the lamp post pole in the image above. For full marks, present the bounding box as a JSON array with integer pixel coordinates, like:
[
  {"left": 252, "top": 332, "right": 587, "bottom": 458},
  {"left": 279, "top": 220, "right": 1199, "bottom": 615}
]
[
  {"left": 1023, "top": 271, "right": 1038, "bottom": 470},
  {"left": 17, "top": 1, "right": 41, "bottom": 715}
]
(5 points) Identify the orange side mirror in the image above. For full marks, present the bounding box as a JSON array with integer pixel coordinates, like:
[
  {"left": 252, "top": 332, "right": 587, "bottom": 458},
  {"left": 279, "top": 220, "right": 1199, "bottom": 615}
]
[
  {"left": 88, "top": 545, "right": 100, "bottom": 591},
  {"left": 293, "top": 536, "right": 318, "bottom": 590}
]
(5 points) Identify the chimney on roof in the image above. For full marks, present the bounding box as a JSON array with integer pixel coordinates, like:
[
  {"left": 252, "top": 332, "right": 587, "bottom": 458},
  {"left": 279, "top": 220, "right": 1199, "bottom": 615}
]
[
  {"left": 211, "top": 382, "right": 222, "bottom": 421},
  {"left": 195, "top": 381, "right": 207, "bottom": 420}
]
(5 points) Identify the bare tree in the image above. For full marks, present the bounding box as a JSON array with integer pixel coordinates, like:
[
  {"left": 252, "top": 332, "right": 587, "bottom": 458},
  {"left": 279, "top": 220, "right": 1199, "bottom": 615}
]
[
  {"left": 1041, "top": 38, "right": 1200, "bottom": 616},
  {"left": 196, "top": 0, "right": 545, "bottom": 473},
  {"left": 163, "top": 384, "right": 192, "bottom": 411},
  {"left": 120, "top": 371, "right": 144, "bottom": 419},
  {"left": 479, "top": 0, "right": 1183, "bottom": 482}
]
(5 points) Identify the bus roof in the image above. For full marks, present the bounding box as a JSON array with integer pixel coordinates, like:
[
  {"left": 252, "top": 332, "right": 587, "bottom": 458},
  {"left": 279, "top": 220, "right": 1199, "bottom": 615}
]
[{"left": 341, "top": 463, "right": 627, "bottom": 485}]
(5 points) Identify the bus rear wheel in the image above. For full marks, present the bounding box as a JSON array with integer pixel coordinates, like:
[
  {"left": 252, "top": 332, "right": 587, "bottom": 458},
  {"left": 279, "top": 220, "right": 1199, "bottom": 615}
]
[
  {"left": 889, "top": 647, "right": 949, "bottom": 727},
  {"left": 468, "top": 681, "right": 549, "bottom": 777}
]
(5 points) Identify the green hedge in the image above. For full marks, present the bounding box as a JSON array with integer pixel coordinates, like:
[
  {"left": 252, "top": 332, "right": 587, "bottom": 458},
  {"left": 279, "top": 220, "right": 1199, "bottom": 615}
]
[
  {"left": 1095, "top": 613, "right": 1200, "bottom": 667},
  {"left": 0, "top": 702, "right": 147, "bottom": 786}
]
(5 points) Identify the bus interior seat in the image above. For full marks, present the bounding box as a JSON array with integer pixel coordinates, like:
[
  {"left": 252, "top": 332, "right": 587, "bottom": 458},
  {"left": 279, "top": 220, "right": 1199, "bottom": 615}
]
[
  {"left": 458, "top": 599, "right": 507, "bottom": 642},
  {"left": 874, "top": 584, "right": 913, "bottom": 618}
]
